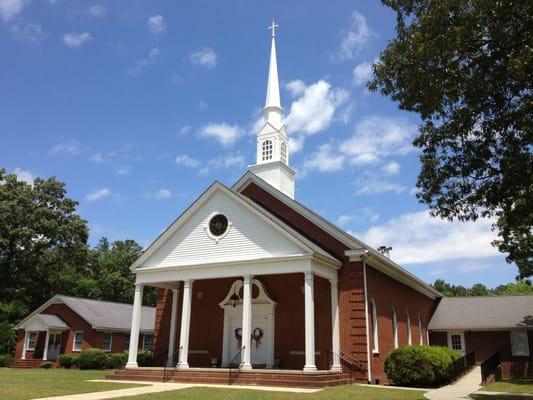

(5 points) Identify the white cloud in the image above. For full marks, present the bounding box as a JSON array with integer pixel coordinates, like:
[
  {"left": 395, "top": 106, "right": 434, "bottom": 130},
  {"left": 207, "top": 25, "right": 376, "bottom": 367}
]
[
  {"left": 63, "top": 32, "right": 93, "bottom": 48},
  {"left": 86, "top": 187, "right": 114, "bottom": 202},
  {"left": 289, "top": 135, "right": 305, "bottom": 154},
  {"left": 341, "top": 116, "right": 417, "bottom": 165},
  {"left": 155, "top": 188, "right": 172, "bottom": 200},
  {"left": 198, "top": 123, "right": 243, "bottom": 146},
  {"left": 337, "top": 215, "right": 353, "bottom": 225},
  {"left": 339, "top": 10, "right": 373, "bottom": 60},
  {"left": 10, "top": 22, "right": 44, "bottom": 43},
  {"left": 198, "top": 100, "right": 208, "bottom": 110},
  {"left": 190, "top": 47, "right": 217, "bottom": 69},
  {"left": 88, "top": 4, "right": 106, "bottom": 17},
  {"left": 175, "top": 154, "right": 201, "bottom": 168},
  {"left": 358, "top": 211, "right": 499, "bottom": 264},
  {"left": 127, "top": 47, "right": 160, "bottom": 75},
  {"left": 49, "top": 141, "right": 81, "bottom": 157},
  {"left": 148, "top": 15, "right": 165, "bottom": 34},
  {"left": 285, "top": 80, "right": 349, "bottom": 136},
  {"left": 208, "top": 154, "right": 245, "bottom": 169},
  {"left": 337, "top": 208, "right": 380, "bottom": 226},
  {"left": 13, "top": 168, "right": 34, "bottom": 185},
  {"left": 116, "top": 166, "right": 130, "bottom": 175},
  {"left": 177, "top": 125, "right": 191, "bottom": 136},
  {"left": 354, "top": 179, "right": 406, "bottom": 196},
  {"left": 302, "top": 143, "right": 345, "bottom": 175},
  {"left": 0, "top": 0, "right": 26, "bottom": 22},
  {"left": 89, "top": 152, "right": 104, "bottom": 163},
  {"left": 353, "top": 61, "right": 373, "bottom": 86},
  {"left": 382, "top": 161, "right": 400, "bottom": 176}
]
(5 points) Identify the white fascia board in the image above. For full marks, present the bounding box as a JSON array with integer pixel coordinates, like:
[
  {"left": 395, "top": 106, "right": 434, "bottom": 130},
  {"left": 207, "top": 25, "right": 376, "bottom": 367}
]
[
  {"left": 14, "top": 295, "right": 63, "bottom": 330},
  {"left": 233, "top": 172, "right": 440, "bottom": 299},
  {"left": 346, "top": 250, "right": 440, "bottom": 299},
  {"left": 131, "top": 180, "right": 339, "bottom": 271}
]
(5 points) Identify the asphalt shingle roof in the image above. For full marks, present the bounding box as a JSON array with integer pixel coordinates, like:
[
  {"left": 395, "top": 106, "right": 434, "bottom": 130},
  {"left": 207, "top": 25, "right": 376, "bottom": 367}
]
[{"left": 428, "top": 295, "right": 533, "bottom": 331}]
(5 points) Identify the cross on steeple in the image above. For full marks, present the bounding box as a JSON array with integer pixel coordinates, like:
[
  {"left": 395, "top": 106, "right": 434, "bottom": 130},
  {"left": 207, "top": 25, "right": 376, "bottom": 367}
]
[{"left": 268, "top": 21, "right": 279, "bottom": 38}]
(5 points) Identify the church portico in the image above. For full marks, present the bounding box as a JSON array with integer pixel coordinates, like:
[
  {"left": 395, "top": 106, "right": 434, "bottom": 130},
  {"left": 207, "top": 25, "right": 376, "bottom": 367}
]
[{"left": 126, "top": 259, "right": 341, "bottom": 373}]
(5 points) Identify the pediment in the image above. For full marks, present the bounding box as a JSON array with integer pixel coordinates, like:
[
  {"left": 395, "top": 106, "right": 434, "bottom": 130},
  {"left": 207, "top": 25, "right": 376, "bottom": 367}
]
[{"left": 133, "top": 183, "right": 317, "bottom": 270}]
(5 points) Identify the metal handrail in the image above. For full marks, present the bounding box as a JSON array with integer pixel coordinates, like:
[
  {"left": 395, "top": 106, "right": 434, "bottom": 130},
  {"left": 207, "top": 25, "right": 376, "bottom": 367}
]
[
  {"left": 481, "top": 352, "right": 500, "bottom": 385},
  {"left": 448, "top": 352, "right": 476, "bottom": 383},
  {"left": 228, "top": 346, "right": 244, "bottom": 385},
  {"left": 328, "top": 349, "right": 364, "bottom": 380},
  {"left": 162, "top": 346, "right": 181, "bottom": 383}
]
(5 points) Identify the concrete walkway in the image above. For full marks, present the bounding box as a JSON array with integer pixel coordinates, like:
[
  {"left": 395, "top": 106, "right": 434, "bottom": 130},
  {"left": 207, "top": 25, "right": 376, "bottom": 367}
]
[
  {"left": 32, "top": 379, "right": 320, "bottom": 400},
  {"left": 424, "top": 366, "right": 481, "bottom": 400}
]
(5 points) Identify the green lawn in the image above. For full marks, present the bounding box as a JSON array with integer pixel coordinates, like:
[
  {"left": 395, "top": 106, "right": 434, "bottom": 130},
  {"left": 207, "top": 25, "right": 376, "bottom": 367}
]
[
  {"left": 0, "top": 368, "right": 146, "bottom": 400},
  {"left": 480, "top": 379, "right": 533, "bottom": 394},
  {"left": 114, "top": 384, "right": 427, "bottom": 400}
]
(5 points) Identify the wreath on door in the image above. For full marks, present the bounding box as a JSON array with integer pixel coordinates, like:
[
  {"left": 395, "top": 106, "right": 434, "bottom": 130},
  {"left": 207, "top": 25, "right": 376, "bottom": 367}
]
[
  {"left": 252, "top": 327, "right": 263, "bottom": 348},
  {"left": 234, "top": 328, "right": 242, "bottom": 349}
]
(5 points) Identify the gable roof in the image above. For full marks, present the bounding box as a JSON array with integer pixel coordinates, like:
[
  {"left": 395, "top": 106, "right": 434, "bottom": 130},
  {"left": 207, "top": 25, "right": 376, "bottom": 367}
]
[
  {"left": 131, "top": 181, "right": 340, "bottom": 271},
  {"left": 36, "top": 314, "right": 69, "bottom": 329},
  {"left": 428, "top": 295, "right": 533, "bottom": 331},
  {"left": 233, "top": 171, "right": 441, "bottom": 299},
  {"left": 15, "top": 295, "right": 156, "bottom": 333}
]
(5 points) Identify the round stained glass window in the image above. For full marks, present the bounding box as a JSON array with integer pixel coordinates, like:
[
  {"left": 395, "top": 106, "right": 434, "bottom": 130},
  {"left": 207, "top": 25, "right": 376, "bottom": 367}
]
[{"left": 209, "top": 214, "right": 229, "bottom": 237}]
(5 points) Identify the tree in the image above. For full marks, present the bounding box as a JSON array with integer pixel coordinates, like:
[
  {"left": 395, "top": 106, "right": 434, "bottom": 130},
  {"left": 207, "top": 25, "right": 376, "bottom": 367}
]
[
  {"left": 84, "top": 238, "right": 156, "bottom": 306},
  {"left": 493, "top": 279, "right": 533, "bottom": 295},
  {"left": 0, "top": 168, "right": 89, "bottom": 323},
  {"left": 431, "top": 278, "right": 533, "bottom": 296},
  {"left": 369, "top": 1, "right": 533, "bottom": 278}
]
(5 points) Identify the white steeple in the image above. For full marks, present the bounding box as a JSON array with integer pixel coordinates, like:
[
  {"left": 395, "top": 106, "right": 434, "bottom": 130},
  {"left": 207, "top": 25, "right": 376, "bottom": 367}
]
[{"left": 249, "top": 21, "right": 295, "bottom": 199}]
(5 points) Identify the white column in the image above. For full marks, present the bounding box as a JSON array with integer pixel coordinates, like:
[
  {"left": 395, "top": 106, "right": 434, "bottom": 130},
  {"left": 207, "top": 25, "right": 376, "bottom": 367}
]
[
  {"left": 221, "top": 313, "right": 232, "bottom": 367},
  {"left": 330, "top": 279, "right": 341, "bottom": 372},
  {"left": 304, "top": 272, "right": 317, "bottom": 372},
  {"left": 177, "top": 280, "right": 193, "bottom": 369},
  {"left": 240, "top": 274, "right": 253, "bottom": 370},
  {"left": 265, "top": 313, "right": 274, "bottom": 368},
  {"left": 126, "top": 283, "right": 144, "bottom": 368},
  {"left": 21, "top": 331, "right": 28, "bottom": 360},
  {"left": 167, "top": 288, "right": 179, "bottom": 366},
  {"left": 42, "top": 330, "right": 50, "bottom": 361}
]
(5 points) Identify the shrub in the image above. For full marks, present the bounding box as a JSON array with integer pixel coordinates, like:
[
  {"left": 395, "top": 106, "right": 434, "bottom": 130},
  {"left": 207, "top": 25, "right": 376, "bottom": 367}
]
[
  {"left": 107, "top": 352, "right": 127, "bottom": 369},
  {"left": 384, "top": 345, "right": 460, "bottom": 387},
  {"left": 78, "top": 348, "right": 109, "bottom": 370},
  {"left": 40, "top": 361, "right": 53, "bottom": 369},
  {"left": 137, "top": 351, "right": 152, "bottom": 367},
  {"left": 0, "top": 354, "right": 14, "bottom": 367},
  {"left": 59, "top": 354, "right": 78, "bottom": 369}
]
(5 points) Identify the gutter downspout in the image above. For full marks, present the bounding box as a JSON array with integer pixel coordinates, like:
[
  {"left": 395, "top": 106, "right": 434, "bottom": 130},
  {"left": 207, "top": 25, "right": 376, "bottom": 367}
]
[{"left": 363, "top": 258, "right": 372, "bottom": 384}]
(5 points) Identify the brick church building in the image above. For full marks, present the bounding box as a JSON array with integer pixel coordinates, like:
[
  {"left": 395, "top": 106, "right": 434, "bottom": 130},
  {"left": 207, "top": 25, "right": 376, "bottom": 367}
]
[
  {"left": 117, "top": 23, "right": 531, "bottom": 386},
  {"left": 120, "top": 23, "right": 440, "bottom": 385}
]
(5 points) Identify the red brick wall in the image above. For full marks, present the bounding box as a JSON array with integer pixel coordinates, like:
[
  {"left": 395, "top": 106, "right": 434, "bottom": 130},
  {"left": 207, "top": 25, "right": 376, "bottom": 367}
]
[
  {"left": 430, "top": 330, "right": 533, "bottom": 379},
  {"left": 366, "top": 266, "right": 435, "bottom": 383}
]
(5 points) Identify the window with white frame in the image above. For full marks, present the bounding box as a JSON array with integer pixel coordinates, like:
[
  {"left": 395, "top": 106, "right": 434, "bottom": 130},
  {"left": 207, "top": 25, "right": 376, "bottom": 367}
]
[
  {"left": 124, "top": 335, "right": 130, "bottom": 352},
  {"left": 142, "top": 334, "right": 153, "bottom": 352},
  {"left": 280, "top": 142, "right": 287, "bottom": 163},
  {"left": 450, "top": 334, "right": 463, "bottom": 351},
  {"left": 406, "top": 311, "right": 412, "bottom": 345},
  {"left": 418, "top": 315, "right": 424, "bottom": 345},
  {"left": 510, "top": 331, "right": 530, "bottom": 356},
  {"left": 73, "top": 331, "right": 84, "bottom": 351},
  {"left": 262, "top": 140, "right": 273, "bottom": 161},
  {"left": 392, "top": 306, "right": 398, "bottom": 348},
  {"left": 102, "top": 332, "right": 112, "bottom": 352},
  {"left": 26, "top": 332, "right": 38, "bottom": 351},
  {"left": 370, "top": 299, "right": 379, "bottom": 353}
]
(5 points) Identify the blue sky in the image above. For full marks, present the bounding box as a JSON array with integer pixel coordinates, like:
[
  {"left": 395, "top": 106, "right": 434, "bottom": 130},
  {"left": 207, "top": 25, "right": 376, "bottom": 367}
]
[{"left": 0, "top": 0, "right": 518, "bottom": 288}]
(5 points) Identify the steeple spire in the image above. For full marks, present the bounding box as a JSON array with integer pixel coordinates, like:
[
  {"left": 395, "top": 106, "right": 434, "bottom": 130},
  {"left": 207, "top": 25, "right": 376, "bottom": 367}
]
[
  {"left": 265, "top": 21, "right": 281, "bottom": 110},
  {"left": 249, "top": 21, "right": 295, "bottom": 199}
]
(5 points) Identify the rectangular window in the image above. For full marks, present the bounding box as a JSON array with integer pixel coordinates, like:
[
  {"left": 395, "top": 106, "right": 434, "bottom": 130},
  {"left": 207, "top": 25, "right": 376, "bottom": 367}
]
[
  {"left": 510, "top": 331, "right": 530, "bottom": 356},
  {"left": 451, "top": 334, "right": 462, "bottom": 350},
  {"left": 26, "top": 332, "right": 38, "bottom": 350},
  {"left": 124, "top": 335, "right": 130, "bottom": 352},
  {"left": 142, "top": 334, "right": 153, "bottom": 352},
  {"left": 73, "top": 331, "right": 84, "bottom": 352},
  {"left": 102, "top": 332, "right": 112, "bottom": 352}
]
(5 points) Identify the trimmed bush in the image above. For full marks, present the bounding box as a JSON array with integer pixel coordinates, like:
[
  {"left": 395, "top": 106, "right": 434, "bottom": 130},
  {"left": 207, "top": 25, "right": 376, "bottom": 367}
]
[
  {"left": 78, "top": 348, "right": 109, "bottom": 370},
  {"left": 40, "top": 361, "right": 54, "bottom": 369},
  {"left": 384, "top": 345, "right": 460, "bottom": 387},
  {"left": 59, "top": 354, "right": 78, "bottom": 369},
  {"left": 137, "top": 351, "right": 153, "bottom": 367},
  {"left": 107, "top": 352, "right": 127, "bottom": 369},
  {"left": 0, "top": 354, "right": 14, "bottom": 367}
]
